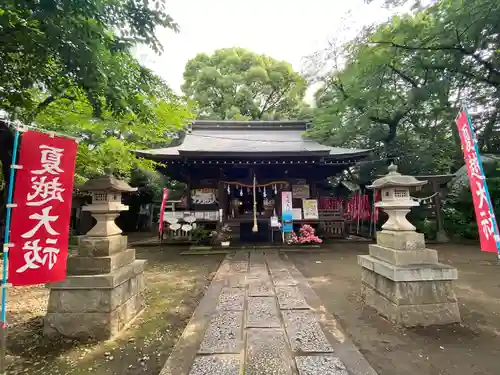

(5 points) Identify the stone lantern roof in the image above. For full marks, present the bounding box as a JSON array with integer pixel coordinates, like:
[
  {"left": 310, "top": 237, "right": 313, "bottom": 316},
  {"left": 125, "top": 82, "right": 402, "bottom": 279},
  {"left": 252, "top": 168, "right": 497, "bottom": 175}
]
[
  {"left": 79, "top": 168, "right": 137, "bottom": 193},
  {"left": 367, "top": 163, "right": 427, "bottom": 189}
]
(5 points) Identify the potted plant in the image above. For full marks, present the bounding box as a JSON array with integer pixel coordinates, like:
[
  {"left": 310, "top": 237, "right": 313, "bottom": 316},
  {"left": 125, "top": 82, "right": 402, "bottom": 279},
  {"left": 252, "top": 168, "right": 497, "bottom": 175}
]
[
  {"left": 191, "top": 226, "right": 212, "bottom": 246},
  {"left": 290, "top": 224, "right": 323, "bottom": 246},
  {"left": 212, "top": 224, "right": 232, "bottom": 247}
]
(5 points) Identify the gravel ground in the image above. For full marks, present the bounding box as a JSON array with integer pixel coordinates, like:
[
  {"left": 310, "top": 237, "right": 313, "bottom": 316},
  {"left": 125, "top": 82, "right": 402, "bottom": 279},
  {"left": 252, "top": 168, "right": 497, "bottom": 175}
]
[
  {"left": 288, "top": 243, "right": 500, "bottom": 375},
  {"left": 4, "top": 247, "right": 224, "bottom": 375}
]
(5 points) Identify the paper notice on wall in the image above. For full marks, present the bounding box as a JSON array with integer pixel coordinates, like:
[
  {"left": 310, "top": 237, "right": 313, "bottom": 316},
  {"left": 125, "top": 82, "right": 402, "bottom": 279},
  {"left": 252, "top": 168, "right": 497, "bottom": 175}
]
[{"left": 303, "top": 199, "right": 319, "bottom": 219}]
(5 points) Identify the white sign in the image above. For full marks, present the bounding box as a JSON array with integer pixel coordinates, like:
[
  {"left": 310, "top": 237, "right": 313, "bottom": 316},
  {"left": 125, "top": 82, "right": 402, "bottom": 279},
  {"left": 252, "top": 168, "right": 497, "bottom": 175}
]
[
  {"left": 292, "top": 208, "right": 303, "bottom": 220},
  {"left": 292, "top": 185, "right": 310, "bottom": 199},
  {"left": 281, "top": 191, "right": 293, "bottom": 215},
  {"left": 270, "top": 216, "right": 280, "bottom": 227},
  {"left": 191, "top": 189, "right": 217, "bottom": 204},
  {"left": 303, "top": 199, "right": 319, "bottom": 220}
]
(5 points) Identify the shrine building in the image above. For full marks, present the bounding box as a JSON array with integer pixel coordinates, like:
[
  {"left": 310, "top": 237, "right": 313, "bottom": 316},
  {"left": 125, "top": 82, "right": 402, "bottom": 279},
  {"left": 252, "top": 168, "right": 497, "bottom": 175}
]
[{"left": 135, "top": 120, "right": 371, "bottom": 243}]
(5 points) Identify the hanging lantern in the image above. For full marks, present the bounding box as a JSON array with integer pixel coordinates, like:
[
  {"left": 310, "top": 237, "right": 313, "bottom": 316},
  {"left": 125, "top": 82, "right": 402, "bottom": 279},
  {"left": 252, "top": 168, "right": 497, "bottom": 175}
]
[
  {"left": 239, "top": 186, "right": 243, "bottom": 196},
  {"left": 273, "top": 184, "right": 277, "bottom": 194},
  {"left": 227, "top": 184, "right": 231, "bottom": 194},
  {"left": 263, "top": 187, "right": 267, "bottom": 198}
]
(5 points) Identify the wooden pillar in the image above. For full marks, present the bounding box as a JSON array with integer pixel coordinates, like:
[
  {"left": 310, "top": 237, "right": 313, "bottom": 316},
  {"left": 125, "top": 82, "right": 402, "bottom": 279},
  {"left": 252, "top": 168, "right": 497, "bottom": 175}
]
[{"left": 186, "top": 172, "right": 193, "bottom": 211}]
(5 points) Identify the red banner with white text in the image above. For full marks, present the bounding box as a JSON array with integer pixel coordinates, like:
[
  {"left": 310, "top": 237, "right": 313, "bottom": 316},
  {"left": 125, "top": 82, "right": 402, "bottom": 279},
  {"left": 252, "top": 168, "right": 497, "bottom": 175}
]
[
  {"left": 158, "top": 188, "right": 169, "bottom": 234},
  {"left": 456, "top": 111, "right": 500, "bottom": 253},
  {"left": 8, "top": 131, "right": 78, "bottom": 286}
]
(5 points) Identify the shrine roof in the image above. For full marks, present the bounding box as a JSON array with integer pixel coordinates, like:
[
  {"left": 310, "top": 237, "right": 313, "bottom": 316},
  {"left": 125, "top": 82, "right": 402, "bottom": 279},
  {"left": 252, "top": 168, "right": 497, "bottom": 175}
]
[{"left": 135, "top": 120, "right": 371, "bottom": 159}]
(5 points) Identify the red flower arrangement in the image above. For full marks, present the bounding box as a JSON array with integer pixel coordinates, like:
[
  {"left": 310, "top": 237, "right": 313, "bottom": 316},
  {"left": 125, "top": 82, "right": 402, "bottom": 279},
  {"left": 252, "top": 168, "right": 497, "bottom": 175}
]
[{"left": 291, "top": 224, "right": 323, "bottom": 244}]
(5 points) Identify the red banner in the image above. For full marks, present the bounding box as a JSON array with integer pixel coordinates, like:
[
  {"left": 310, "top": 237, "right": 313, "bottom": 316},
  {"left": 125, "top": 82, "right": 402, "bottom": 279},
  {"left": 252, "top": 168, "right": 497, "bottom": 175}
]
[
  {"left": 158, "top": 188, "right": 169, "bottom": 234},
  {"left": 8, "top": 131, "right": 77, "bottom": 286},
  {"left": 456, "top": 111, "right": 500, "bottom": 253}
]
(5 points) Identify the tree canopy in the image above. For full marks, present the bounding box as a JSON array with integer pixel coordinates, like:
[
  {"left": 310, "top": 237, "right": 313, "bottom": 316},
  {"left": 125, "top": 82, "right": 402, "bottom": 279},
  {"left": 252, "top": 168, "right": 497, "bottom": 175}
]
[
  {"left": 308, "top": 0, "right": 500, "bottom": 177},
  {"left": 181, "top": 48, "right": 308, "bottom": 120},
  {"left": 0, "top": 0, "right": 178, "bottom": 121}
]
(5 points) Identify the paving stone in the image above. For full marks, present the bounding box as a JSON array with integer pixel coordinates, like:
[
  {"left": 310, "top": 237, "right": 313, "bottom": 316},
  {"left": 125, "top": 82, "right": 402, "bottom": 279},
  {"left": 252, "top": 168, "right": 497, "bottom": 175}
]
[
  {"left": 188, "top": 355, "right": 241, "bottom": 375},
  {"left": 226, "top": 274, "right": 247, "bottom": 288},
  {"left": 217, "top": 288, "right": 245, "bottom": 311},
  {"left": 198, "top": 311, "right": 243, "bottom": 353},
  {"left": 282, "top": 310, "right": 333, "bottom": 353},
  {"left": 248, "top": 265, "right": 268, "bottom": 280},
  {"left": 248, "top": 278, "right": 274, "bottom": 296},
  {"left": 245, "top": 329, "right": 293, "bottom": 375},
  {"left": 270, "top": 270, "right": 297, "bottom": 286},
  {"left": 275, "top": 286, "right": 309, "bottom": 309},
  {"left": 228, "top": 261, "right": 248, "bottom": 273},
  {"left": 295, "top": 356, "right": 349, "bottom": 375},
  {"left": 246, "top": 297, "right": 280, "bottom": 327}
]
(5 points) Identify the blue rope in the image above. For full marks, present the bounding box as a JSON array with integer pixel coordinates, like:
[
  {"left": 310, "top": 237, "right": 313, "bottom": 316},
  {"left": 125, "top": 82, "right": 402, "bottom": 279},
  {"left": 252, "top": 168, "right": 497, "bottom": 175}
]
[{"left": 1, "top": 129, "right": 21, "bottom": 323}]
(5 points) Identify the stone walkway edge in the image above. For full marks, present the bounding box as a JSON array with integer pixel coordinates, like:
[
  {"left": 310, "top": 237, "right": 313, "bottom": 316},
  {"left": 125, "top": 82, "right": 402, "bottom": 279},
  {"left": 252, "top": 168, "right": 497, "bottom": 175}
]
[{"left": 160, "top": 251, "right": 378, "bottom": 375}]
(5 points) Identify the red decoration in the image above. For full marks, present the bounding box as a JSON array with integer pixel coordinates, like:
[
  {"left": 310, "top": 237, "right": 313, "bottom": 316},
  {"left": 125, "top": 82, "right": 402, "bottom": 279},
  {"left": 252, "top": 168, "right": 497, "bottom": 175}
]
[
  {"left": 318, "top": 197, "right": 344, "bottom": 211},
  {"left": 8, "top": 131, "right": 77, "bottom": 286},
  {"left": 456, "top": 111, "right": 500, "bottom": 253},
  {"left": 158, "top": 188, "right": 169, "bottom": 234},
  {"left": 373, "top": 190, "right": 381, "bottom": 223}
]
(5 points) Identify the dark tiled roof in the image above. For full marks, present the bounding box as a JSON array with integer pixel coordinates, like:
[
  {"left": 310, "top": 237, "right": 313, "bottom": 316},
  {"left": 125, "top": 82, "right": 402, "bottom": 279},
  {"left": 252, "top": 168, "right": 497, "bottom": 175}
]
[{"left": 135, "top": 120, "right": 370, "bottom": 158}]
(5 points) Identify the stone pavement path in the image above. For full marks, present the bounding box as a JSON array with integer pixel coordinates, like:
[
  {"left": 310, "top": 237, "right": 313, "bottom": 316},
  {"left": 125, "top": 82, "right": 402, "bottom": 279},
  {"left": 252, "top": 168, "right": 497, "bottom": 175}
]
[{"left": 160, "top": 251, "right": 378, "bottom": 375}]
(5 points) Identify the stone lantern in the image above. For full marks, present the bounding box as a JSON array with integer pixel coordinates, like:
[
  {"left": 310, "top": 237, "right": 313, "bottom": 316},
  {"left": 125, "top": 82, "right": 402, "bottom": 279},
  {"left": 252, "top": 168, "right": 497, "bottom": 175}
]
[
  {"left": 358, "top": 164, "right": 461, "bottom": 327},
  {"left": 371, "top": 163, "right": 426, "bottom": 238},
  {"left": 81, "top": 168, "right": 137, "bottom": 237},
  {"left": 44, "top": 169, "right": 146, "bottom": 340}
]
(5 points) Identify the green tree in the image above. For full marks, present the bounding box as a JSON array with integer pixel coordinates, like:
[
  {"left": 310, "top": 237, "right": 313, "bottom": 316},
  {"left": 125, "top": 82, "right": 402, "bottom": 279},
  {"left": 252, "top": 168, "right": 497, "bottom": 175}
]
[
  {"left": 0, "top": 0, "right": 178, "bottom": 120},
  {"left": 308, "top": 0, "right": 500, "bottom": 180},
  {"left": 182, "top": 47, "right": 307, "bottom": 120},
  {"left": 34, "top": 93, "right": 194, "bottom": 183}
]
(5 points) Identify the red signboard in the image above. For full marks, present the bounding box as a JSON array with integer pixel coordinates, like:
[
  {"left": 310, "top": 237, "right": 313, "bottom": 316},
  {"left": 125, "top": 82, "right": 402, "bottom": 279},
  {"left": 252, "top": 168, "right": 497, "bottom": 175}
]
[
  {"left": 8, "top": 131, "right": 78, "bottom": 286},
  {"left": 456, "top": 111, "right": 500, "bottom": 253},
  {"left": 158, "top": 188, "right": 169, "bottom": 234}
]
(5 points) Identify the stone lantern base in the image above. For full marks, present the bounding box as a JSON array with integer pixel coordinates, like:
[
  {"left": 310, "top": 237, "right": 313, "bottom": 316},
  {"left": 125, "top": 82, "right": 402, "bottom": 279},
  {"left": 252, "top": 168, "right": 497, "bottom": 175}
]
[
  {"left": 358, "top": 230, "right": 461, "bottom": 327},
  {"left": 44, "top": 234, "right": 146, "bottom": 340}
]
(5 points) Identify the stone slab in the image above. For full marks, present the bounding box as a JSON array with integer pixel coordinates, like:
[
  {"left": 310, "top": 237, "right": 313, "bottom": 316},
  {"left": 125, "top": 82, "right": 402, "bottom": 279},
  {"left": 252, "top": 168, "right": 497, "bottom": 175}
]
[
  {"left": 369, "top": 244, "right": 438, "bottom": 266},
  {"left": 247, "top": 265, "right": 268, "bottom": 279},
  {"left": 358, "top": 255, "right": 458, "bottom": 282},
  {"left": 216, "top": 288, "right": 245, "bottom": 311},
  {"left": 295, "top": 356, "right": 349, "bottom": 375},
  {"left": 198, "top": 311, "right": 243, "bottom": 354},
  {"left": 227, "top": 261, "right": 248, "bottom": 273},
  {"left": 376, "top": 230, "right": 425, "bottom": 250},
  {"left": 67, "top": 248, "right": 136, "bottom": 275},
  {"left": 248, "top": 278, "right": 274, "bottom": 296},
  {"left": 362, "top": 283, "right": 461, "bottom": 326},
  {"left": 47, "top": 272, "right": 145, "bottom": 313},
  {"left": 44, "top": 291, "right": 144, "bottom": 340},
  {"left": 246, "top": 329, "right": 293, "bottom": 375},
  {"left": 226, "top": 274, "right": 247, "bottom": 288},
  {"left": 270, "top": 270, "right": 297, "bottom": 286},
  {"left": 275, "top": 286, "right": 309, "bottom": 309},
  {"left": 48, "top": 259, "right": 146, "bottom": 289},
  {"left": 188, "top": 355, "right": 240, "bottom": 375},
  {"left": 361, "top": 268, "right": 458, "bottom": 305},
  {"left": 78, "top": 234, "right": 128, "bottom": 257},
  {"left": 282, "top": 310, "right": 333, "bottom": 353},
  {"left": 246, "top": 297, "right": 280, "bottom": 328}
]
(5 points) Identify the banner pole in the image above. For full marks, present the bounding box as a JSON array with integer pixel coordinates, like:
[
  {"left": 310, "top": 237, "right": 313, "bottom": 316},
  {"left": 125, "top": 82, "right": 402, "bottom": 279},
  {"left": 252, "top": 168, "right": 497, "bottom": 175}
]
[
  {"left": 463, "top": 107, "right": 500, "bottom": 259},
  {"left": 0, "top": 129, "right": 21, "bottom": 375}
]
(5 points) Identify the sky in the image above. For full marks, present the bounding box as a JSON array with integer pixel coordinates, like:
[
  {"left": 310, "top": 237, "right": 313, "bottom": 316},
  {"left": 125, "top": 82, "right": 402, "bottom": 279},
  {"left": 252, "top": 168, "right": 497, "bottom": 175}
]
[{"left": 135, "top": 0, "right": 398, "bottom": 102}]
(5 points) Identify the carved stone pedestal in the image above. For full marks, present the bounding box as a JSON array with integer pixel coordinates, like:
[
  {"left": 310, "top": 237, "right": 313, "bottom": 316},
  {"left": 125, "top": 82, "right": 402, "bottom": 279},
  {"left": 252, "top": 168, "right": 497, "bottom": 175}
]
[
  {"left": 358, "top": 230, "right": 461, "bottom": 327},
  {"left": 44, "top": 234, "right": 145, "bottom": 340}
]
